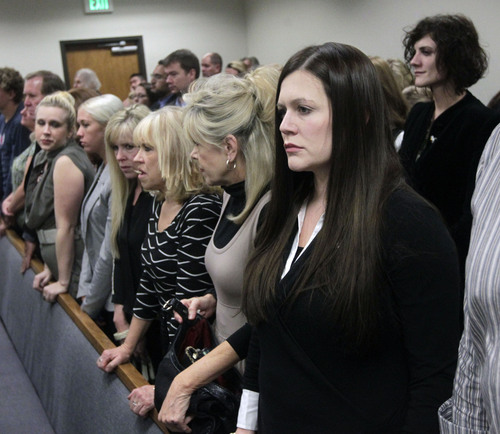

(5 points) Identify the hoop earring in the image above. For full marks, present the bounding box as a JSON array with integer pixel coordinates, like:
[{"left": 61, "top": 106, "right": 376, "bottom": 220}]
[{"left": 226, "top": 159, "right": 237, "bottom": 170}]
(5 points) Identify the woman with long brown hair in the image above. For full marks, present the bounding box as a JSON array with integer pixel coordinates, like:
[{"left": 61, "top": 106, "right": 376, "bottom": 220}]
[
  {"left": 399, "top": 14, "right": 499, "bottom": 293},
  {"left": 236, "top": 42, "right": 460, "bottom": 433}
]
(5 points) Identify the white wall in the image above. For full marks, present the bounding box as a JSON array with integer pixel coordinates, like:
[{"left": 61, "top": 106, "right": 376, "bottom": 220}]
[
  {"left": 245, "top": 0, "right": 500, "bottom": 103},
  {"left": 0, "top": 0, "right": 247, "bottom": 85},
  {"left": 1, "top": 0, "right": 498, "bottom": 103}
]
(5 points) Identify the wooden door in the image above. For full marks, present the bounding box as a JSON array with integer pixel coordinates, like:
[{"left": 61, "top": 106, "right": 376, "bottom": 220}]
[{"left": 60, "top": 36, "right": 146, "bottom": 100}]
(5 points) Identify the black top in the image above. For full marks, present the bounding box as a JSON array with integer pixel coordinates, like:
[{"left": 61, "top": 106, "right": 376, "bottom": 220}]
[
  {"left": 399, "top": 91, "right": 500, "bottom": 275},
  {"left": 242, "top": 189, "right": 461, "bottom": 433},
  {"left": 112, "top": 189, "right": 153, "bottom": 316},
  {"left": 213, "top": 181, "right": 268, "bottom": 249},
  {"left": 212, "top": 182, "right": 246, "bottom": 248}
]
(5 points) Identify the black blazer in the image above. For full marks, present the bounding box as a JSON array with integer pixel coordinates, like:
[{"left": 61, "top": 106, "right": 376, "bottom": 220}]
[
  {"left": 399, "top": 91, "right": 500, "bottom": 274},
  {"left": 243, "top": 190, "right": 460, "bottom": 433}
]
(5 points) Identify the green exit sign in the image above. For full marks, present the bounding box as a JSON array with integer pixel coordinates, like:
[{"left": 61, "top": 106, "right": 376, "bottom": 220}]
[{"left": 84, "top": 0, "right": 113, "bottom": 14}]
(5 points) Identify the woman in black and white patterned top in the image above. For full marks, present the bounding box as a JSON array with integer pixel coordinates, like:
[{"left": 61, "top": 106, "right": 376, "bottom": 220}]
[
  {"left": 97, "top": 107, "right": 221, "bottom": 381},
  {"left": 135, "top": 191, "right": 221, "bottom": 345}
]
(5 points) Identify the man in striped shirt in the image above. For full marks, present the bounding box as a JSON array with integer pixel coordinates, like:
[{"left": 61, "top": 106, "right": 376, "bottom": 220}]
[{"left": 439, "top": 123, "right": 500, "bottom": 433}]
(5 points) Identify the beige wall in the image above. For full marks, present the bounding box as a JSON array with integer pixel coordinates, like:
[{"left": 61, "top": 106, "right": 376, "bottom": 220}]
[
  {"left": 245, "top": 0, "right": 499, "bottom": 103},
  {"left": 0, "top": 0, "right": 247, "bottom": 86},
  {"left": 1, "top": 0, "right": 498, "bottom": 103}
]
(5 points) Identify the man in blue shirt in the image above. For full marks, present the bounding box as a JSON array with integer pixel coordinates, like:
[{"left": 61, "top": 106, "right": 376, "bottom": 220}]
[
  {"left": 0, "top": 67, "right": 31, "bottom": 202},
  {"left": 163, "top": 49, "right": 200, "bottom": 107}
]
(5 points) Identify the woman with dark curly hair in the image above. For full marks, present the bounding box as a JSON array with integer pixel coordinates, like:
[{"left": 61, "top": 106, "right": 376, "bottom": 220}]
[{"left": 399, "top": 14, "right": 499, "bottom": 295}]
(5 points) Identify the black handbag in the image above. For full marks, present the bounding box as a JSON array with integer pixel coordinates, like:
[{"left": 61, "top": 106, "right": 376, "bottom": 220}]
[{"left": 154, "top": 298, "right": 242, "bottom": 434}]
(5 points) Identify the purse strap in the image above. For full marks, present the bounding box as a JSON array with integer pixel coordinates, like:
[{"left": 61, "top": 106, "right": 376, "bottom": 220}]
[{"left": 163, "top": 297, "right": 190, "bottom": 323}]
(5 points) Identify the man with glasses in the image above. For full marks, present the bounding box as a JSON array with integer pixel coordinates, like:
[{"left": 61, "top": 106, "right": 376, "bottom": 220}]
[{"left": 150, "top": 60, "right": 174, "bottom": 110}]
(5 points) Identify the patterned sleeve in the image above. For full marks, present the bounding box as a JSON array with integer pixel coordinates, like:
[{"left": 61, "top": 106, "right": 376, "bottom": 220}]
[
  {"left": 164, "top": 194, "right": 221, "bottom": 339},
  {"left": 438, "top": 324, "right": 489, "bottom": 434},
  {"left": 133, "top": 200, "right": 162, "bottom": 321},
  {"left": 133, "top": 270, "right": 160, "bottom": 321},
  {"left": 134, "top": 194, "right": 221, "bottom": 329},
  {"left": 174, "top": 194, "right": 221, "bottom": 299}
]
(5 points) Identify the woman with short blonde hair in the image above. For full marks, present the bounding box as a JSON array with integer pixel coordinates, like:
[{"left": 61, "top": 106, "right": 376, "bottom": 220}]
[{"left": 133, "top": 107, "right": 207, "bottom": 202}]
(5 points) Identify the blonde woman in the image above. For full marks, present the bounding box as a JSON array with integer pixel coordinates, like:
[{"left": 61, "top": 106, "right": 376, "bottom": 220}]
[
  {"left": 175, "top": 66, "right": 279, "bottom": 348},
  {"left": 225, "top": 60, "right": 248, "bottom": 77},
  {"left": 27, "top": 91, "right": 95, "bottom": 301},
  {"left": 104, "top": 105, "right": 158, "bottom": 349},
  {"left": 76, "top": 94, "right": 123, "bottom": 327},
  {"left": 105, "top": 105, "right": 163, "bottom": 412},
  {"left": 97, "top": 107, "right": 221, "bottom": 415},
  {"left": 159, "top": 66, "right": 279, "bottom": 430}
]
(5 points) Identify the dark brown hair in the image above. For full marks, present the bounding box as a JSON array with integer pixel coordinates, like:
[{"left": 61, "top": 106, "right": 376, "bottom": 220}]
[
  {"left": 163, "top": 49, "right": 200, "bottom": 79},
  {"left": 403, "top": 14, "right": 488, "bottom": 94},
  {"left": 208, "top": 52, "right": 222, "bottom": 67},
  {"left": 370, "top": 56, "right": 409, "bottom": 134},
  {"left": 0, "top": 67, "right": 24, "bottom": 104},
  {"left": 242, "top": 42, "right": 405, "bottom": 347}
]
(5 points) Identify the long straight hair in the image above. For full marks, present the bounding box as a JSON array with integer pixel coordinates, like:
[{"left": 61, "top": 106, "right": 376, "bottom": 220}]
[
  {"left": 105, "top": 104, "right": 151, "bottom": 258},
  {"left": 242, "top": 43, "right": 405, "bottom": 347}
]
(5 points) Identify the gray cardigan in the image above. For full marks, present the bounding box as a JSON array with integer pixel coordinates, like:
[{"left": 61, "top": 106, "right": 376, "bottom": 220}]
[{"left": 77, "top": 163, "right": 113, "bottom": 317}]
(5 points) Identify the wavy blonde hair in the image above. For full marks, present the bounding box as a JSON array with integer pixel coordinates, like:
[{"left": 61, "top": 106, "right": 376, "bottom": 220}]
[{"left": 183, "top": 65, "right": 280, "bottom": 224}]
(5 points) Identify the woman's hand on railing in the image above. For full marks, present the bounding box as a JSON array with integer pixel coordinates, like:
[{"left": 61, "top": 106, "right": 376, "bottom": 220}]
[
  {"left": 33, "top": 266, "right": 67, "bottom": 303},
  {"left": 97, "top": 343, "right": 133, "bottom": 373},
  {"left": 128, "top": 385, "right": 155, "bottom": 418},
  {"left": 42, "top": 281, "right": 68, "bottom": 303},
  {"left": 33, "top": 265, "right": 52, "bottom": 292}
]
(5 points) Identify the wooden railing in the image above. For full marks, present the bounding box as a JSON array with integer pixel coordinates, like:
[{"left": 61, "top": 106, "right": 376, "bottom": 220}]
[{"left": 4, "top": 229, "right": 168, "bottom": 433}]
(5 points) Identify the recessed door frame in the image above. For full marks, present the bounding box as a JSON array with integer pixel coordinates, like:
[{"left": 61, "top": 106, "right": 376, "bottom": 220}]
[{"left": 60, "top": 35, "right": 147, "bottom": 90}]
